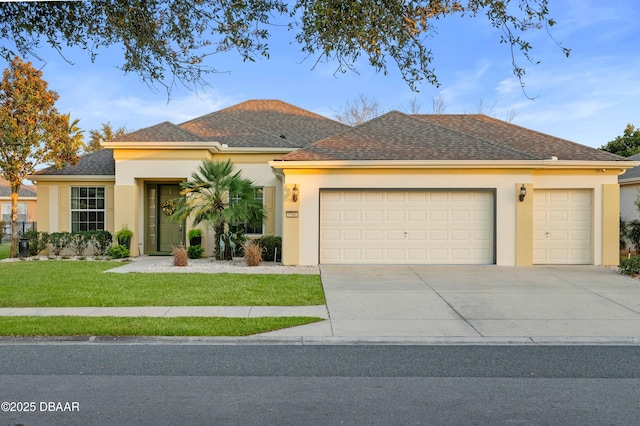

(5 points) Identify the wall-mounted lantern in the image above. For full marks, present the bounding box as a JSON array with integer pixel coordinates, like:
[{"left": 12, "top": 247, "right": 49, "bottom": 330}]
[
  {"left": 519, "top": 184, "right": 527, "bottom": 202},
  {"left": 292, "top": 184, "right": 299, "bottom": 202}
]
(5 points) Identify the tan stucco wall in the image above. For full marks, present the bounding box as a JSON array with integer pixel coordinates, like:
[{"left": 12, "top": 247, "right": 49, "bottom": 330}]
[
  {"left": 602, "top": 184, "right": 620, "bottom": 265},
  {"left": 0, "top": 199, "right": 37, "bottom": 221},
  {"left": 113, "top": 150, "right": 284, "bottom": 256},
  {"left": 515, "top": 183, "right": 533, "bottom": 266},
  {"left": 277, "top": 167, "right": 620, "bottom": 266},
  {"left": 34, "top": 180, "right": 115, "bottom": 233}
]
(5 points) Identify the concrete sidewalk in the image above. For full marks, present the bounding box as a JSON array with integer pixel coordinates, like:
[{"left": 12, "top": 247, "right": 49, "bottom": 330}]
[{"left": 0, "top": 306, "right": 329, "bottom": 319}]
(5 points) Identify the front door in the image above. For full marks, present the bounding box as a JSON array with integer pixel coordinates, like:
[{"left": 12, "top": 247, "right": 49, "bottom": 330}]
[{"left": 157, "top": 184, "right": 185, "bottom": 253}]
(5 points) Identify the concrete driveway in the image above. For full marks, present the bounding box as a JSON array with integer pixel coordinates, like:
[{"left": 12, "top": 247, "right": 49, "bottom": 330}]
[{"left": 268, "top": 265, "right": 640, "bottom": 342}]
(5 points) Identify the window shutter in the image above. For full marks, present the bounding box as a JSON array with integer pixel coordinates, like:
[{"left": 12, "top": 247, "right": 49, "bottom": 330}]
[{"left": 264, "top": 186, "right": 275, "bottom": 236}]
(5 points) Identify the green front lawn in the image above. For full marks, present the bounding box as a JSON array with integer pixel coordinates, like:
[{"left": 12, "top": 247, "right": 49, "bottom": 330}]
[
  {"left": 0, "top": 316, "right": 322, "bottom": 337},
  {"left": 0, "top": 260, "right": 326, "bottom": 336},
  {"left": 0, "top": 261, "right": 325, "bottom": 307},
  {"left": 0, "top": 242, "right": 10, "bottom": 260}
]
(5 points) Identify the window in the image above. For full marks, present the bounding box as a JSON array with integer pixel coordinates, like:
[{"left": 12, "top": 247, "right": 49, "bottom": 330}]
[
  {"left": 71, "top": 187, "right": 105, "bottom": 231},
  {"left": 230, "top": 187, "right": 264, "bottom": 235},
  {"left": 2, "top": 202, "right": 27, "bottom": 222}
]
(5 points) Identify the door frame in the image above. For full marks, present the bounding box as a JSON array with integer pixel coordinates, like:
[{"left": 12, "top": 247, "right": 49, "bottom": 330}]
[{"left": 144, "top": 182, "right": 185, "bottom": 254}]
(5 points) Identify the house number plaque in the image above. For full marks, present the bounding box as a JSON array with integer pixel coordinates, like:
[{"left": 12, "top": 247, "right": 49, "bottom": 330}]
[{"left": 286, "top": 211, "right": 299, "bottom": 218}]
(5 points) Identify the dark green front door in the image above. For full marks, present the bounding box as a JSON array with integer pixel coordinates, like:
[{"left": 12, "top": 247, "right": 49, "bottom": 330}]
[{"left": 154, "top": 184, "right": 185, "bottom": 253}]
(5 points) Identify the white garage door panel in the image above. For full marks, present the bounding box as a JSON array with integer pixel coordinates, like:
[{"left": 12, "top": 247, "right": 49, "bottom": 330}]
[
  {"left": 533, "top": 189, "right": 592, "bottom": 265},
  {"left": 320, "top": 190, "right": 494, "bottom": 264}
]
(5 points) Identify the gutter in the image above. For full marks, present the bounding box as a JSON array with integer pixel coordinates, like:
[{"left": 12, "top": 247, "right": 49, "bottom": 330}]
[{"left": 269, "top": 159, "right": 640, "bottom": 172}]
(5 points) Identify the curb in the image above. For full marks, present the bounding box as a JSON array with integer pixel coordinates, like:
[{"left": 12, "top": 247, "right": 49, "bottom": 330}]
[{"left": 1, "top": 335, "right": 639, "bottom": 346}]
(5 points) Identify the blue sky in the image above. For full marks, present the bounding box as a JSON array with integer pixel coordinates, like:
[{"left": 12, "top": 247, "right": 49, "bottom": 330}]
[{"left": 7, "top": 0, "right": 640, "bottom": 149}]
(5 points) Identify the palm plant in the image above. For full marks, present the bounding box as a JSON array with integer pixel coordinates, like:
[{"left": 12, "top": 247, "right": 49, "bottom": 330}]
[{"left": 171, "top": 159, "right": 265, "bottom": 260}]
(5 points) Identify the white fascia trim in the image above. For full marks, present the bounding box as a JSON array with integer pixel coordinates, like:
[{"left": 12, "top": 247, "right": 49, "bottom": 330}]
[
  {"left": 27, "top": 175, "right": 116, "bottom": 183},
  {"left": 102, "top": 141, "right": 224, "bottom": 152},
  {"left": 269, "top": 159, "right": 640, "bottom": 170},
  {"left": 218, "top": 147, "right": 297, "bottom": 154},
  {"left": 102, "top": 141, "right": 295, "bottom": 154}
]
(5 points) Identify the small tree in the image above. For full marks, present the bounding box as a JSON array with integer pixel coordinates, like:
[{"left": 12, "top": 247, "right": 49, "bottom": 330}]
[
  {"left": 334, "top": 95, "right": 386, "bottom": 126},
  {"left": 171, "top": 159, "right": 265, "bottom": 260},
  {"left": 0, "top": 57, "right": 82, "bottom": 257},
  {"left": 600, "top": 124, "right": 640, "bottom": 157},
  {"left": 86, "top": 122, "right": 128, "bottom": 153}
]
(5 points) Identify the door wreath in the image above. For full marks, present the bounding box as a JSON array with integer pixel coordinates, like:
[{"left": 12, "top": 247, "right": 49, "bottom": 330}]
[{"left": 162, "top": 199, "right": 176, "bottom": 216}]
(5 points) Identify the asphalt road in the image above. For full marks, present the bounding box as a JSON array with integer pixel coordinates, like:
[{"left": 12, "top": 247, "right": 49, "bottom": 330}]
[{"left": 1, "top": 344, "right": 639, "bottom": 425}]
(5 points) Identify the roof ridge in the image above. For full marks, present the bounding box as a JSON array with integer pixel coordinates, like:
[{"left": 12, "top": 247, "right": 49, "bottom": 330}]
[{"left": 113, "top": 121, "right": 207, "bottom": 142}]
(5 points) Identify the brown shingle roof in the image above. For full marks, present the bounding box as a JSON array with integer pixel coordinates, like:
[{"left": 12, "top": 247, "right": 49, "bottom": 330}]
[
  {"left": 113, "top": 100, "right": 349, "bottom": 148},
  {"left": 276, "top": 112, "right": 625, "bottom": 162},
  {"left": 415, "top": 114, "right": 623, "bottom": 161},
  {"left": 0, "top": 178, "right": 37, "bottom": 197},
  {"left": 112, "top": 122, "right": 205, "bottom": 142},
  {"left": 179, "top": 100, "right": 349, "bottom": 148},
  {"left": 35, "top": 148, "right": 115, "bottom": 176}
]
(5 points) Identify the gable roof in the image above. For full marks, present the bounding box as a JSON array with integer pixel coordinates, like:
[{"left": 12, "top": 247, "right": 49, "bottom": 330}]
[
  {"left": 0, "top": 178, "right": 37, "bottom": 198},
  {"left": 35, "top": 148, "right": 115, "bottom": 177},
  {"left": 116, "top": 100, "right": 349, "bottom": 149},
  {"left": 275, "top": 112, "right": 625, "bottom": 162},
  {"left": 32, "top": 100, "right": 349, "bottom": 178}
]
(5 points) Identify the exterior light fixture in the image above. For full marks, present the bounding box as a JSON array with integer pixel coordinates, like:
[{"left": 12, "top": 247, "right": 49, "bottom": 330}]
[
  {"left": 519, "top": 184, "right": 527, "bottom": 202},
  {"left": 292, "top": 184, "right": 299, "bottom": 202}
]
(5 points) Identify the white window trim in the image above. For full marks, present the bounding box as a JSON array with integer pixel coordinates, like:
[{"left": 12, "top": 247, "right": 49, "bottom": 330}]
[{"left": 70, "top": 186, "right": 106, "bottom": 232}]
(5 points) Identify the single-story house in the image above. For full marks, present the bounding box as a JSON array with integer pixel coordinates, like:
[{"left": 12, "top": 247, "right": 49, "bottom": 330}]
[
  {"left": 619, "top": 153, "right": 640, "bottom": 224},
  {"left": 0, "top": 178, "right": 37, "bottom": 238},
  {"left": 31, "top": 100, "right": 637, "bottom": 266}
]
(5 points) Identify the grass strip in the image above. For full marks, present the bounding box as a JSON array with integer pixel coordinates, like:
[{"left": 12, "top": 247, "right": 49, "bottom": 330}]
[
  {"left": 0, "top": 316, "right": 323, "bottom": 337},
  {"left": 0, "top": 261, "right": 325, "bottom": 307}
]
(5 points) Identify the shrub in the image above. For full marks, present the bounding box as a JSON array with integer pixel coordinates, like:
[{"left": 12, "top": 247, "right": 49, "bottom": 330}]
[
  {"left": 627, "top": 220, "right": 640, "bottom": 254},
  {"left": 106, "top": 245, "right": 130, "bottom": 259},
  {"left": 187, "top": 245, "right": 204, "bottom": 259},
  {"left": 49, "top": 232, "right": 71, "bottom": 256},
  {"left": 24, "top": 230, "right": 49, "bottom": 256},
  {"left": 91, "top": 230, "right": 113, "bottom": 255},
  {"left": 69, "top": 232, "right": 91, "bottom": 256},
  {"left": 620, "top": 256, "right": 640, "bottom": 275},
  {"left": 257, "top": 236, "right": 282, "bottom": 262},
  {"left": 172, "top": 245, "right": 188, "bottom": 266},
  {"left": 243, "top": 240, "right": 263, "bottom": 266},
  {"left": 621, "top": 216, "right": 629, "bottom": 250}
]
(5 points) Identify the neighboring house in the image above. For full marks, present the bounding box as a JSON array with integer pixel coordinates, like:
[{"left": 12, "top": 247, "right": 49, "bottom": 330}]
[
  {"left": 0, "top": 178, "right": 37, "bottom": 239},
  {"left": 30, "top": 100, "right": 637, "bottom": 266},
  {"left": 619, "top": 153, "right": 640, "bottom": 223}
]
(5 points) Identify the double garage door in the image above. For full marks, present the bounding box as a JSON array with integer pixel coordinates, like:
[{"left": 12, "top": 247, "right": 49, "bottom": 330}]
[{"left": 320, "top": 190, "right": 495, "bottom": 264}]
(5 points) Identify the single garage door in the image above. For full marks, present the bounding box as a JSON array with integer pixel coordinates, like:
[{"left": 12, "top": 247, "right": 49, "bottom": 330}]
[
  {"left": 533, "top": 189, "right": 592, "bottom": 264},
  {"left": 320, "top": 190, "right": 495, "bottom": 264}
]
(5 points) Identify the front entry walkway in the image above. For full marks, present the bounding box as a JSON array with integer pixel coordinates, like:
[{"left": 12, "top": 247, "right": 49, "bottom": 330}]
[{"left": 263, "top": 265, "right": 640, "bottom": 342}]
